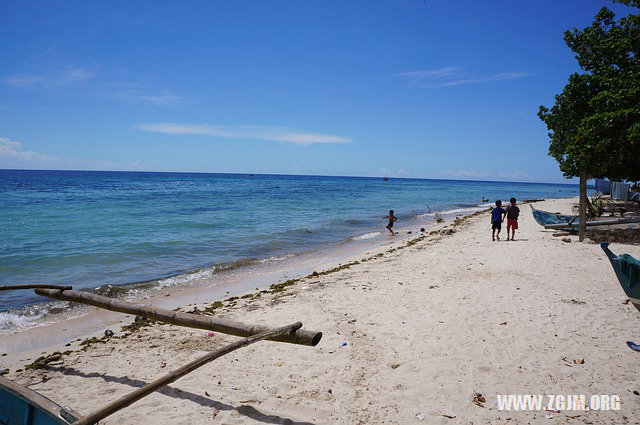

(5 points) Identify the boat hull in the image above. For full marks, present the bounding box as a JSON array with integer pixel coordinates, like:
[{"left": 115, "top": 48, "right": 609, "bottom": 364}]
[
  {"left": 0, "top": 376, "right": 80, "bottom": 425},
  {"left": 530, "top": 204, "right": 578, "bottom": 227}
]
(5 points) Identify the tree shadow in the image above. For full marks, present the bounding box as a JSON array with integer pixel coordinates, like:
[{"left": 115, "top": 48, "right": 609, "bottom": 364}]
[{"left": 49, "top": 366, "right": 314, "bottom": 425}]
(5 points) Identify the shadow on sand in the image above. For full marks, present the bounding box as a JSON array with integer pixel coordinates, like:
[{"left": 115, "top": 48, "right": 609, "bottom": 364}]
[{"left": 49, "top": 366, "right": 314, "bottom": 425}]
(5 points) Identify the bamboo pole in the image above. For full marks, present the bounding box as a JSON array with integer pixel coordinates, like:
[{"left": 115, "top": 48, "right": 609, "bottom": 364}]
[
  {"left": 544, "top": 216, "right": 640, "bottom": 230},
  {"left": 74, "top": 322, "right": 302, "bottom": 425},
  {"left": 0, "top": 284, "right": 72, "bottom": 291},
  {"left": 579, "top": 171, "right": 587, "bottom": 242},
  {"left": 34, "top": 288, "right": 322, "bottom": 346}
]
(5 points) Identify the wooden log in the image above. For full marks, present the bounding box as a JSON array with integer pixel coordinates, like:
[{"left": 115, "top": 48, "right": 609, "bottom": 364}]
[
  {"left": 0, "top": 284, "right": 72, "bottom": 291},
  {"left": 74, "top": 322, "right": 302, "bottom": 425},
  {"left": 34, "top": 288, "right": 322, "bottom": 346},
  {"left": 544, "top": 216, "right": 640, "bottom": 230}
]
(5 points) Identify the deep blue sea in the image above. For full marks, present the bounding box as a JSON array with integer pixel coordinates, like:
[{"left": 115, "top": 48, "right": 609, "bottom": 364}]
[{"left": 0, "top": 169, "right": 579, "bottom": 332}]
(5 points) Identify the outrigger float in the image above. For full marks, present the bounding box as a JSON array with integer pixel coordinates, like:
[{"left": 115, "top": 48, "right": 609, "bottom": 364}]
[{"left": 0, "top": 284, "right": 322, "bottom": 425}]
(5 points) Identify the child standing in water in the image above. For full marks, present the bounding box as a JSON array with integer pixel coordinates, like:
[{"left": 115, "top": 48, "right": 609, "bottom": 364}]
[
  {"left": 384, "top": 210, "right": 398, "bottom": 234},
  {"left": 505, "top": 197, "right": 520, "bottom": 241},
  {"left": 490, "top": 200, "right": 506, "bottom": 241}
]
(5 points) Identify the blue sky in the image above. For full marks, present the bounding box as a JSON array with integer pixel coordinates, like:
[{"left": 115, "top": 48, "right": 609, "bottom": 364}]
[{"left": 0, "top": 0, "right": 633, "bottom": 183}]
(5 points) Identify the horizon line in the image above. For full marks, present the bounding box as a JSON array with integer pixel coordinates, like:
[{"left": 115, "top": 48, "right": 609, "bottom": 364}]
[{"left": 0, "top": 167, "right": 579, "bottom": 186}]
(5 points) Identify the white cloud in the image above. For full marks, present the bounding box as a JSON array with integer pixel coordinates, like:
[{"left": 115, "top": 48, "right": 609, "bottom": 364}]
[
  {"left": 439, "top": 168, "right": 532, "bottom": 181},
  {"left": 87, "top": 159, "right": 147, "bottom": 171},
  {"left": 0, "top": 137, "right": 57, "bottom": 164},
  {"left": 137, "top": 123, "right": 353, "bottom": 146},
  {"left": 103, "top": 83, "right": 181, "bottom": 106},
  {"left": 4, "top": 67, "right": 94, "bottom": 88},
  {"left": 439, "top": 169, "right": 492, "bottom": 179},
  {"left": 496, "top": 170, "right": 532, "bottom": 180},
  {"left": 4, "top": 66, "right": 179, "bottom": 107},
  {"left": 0, "top": 137, "right": 148, "bottom": 171},
  {"left": 398, "top": 67, "right": 533, "bottom": 89}
]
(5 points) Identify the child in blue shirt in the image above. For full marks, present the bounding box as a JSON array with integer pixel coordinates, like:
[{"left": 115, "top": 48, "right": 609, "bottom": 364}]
[{"left": 491, "top": 200, "right": 506, "bottom": 241}]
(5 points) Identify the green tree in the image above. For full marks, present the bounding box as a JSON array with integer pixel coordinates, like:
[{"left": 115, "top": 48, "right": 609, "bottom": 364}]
[{"left": 538, "top": 0, "right": 640, "bottom": 182}]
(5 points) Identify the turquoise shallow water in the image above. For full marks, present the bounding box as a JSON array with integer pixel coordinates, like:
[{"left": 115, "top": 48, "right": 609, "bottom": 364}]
[{"left": 0, "top": 169, "right": 578, "bottom": 330}]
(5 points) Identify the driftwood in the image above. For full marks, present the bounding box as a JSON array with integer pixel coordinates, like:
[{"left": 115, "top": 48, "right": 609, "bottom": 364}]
[
  {"left": 73, "top": 322, "right": 302, "bottom": 425},
  {"left": 0, "top": 284, "right": 72, "bottom": 291},
  {"left": 544, "top": 216, "right": 640, "bottom": 230},
  {"left": 34, "top": 288, "right": 322, "bottom": 346}
]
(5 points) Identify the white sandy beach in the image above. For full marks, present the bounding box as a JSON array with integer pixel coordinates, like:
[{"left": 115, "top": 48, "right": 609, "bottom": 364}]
[{"left": 4, "top": 197, "right": 640, "bottom": 424}]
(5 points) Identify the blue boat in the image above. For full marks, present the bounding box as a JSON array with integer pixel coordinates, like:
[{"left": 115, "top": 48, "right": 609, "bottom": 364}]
[
  {"left": 530, "top": 204, "right": 578, "bottom": 227},
  {"left": 601, "top": 242, "right": 640, "bottom": 311},
  {"left": 0, "top": 375, "right": 81, "bottom": 424}
]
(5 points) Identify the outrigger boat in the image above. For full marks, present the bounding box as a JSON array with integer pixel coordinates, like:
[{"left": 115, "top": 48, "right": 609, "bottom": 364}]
[
  {"left": 0, "top": 284, "right": 322, "bottom": 425},
  {"left": 601, "top": 243, "right": 640, "bottom": 312},
  {"left": 531, "top": 205, "right": 640, "bottom": 231},
  {"left": 0, "top": 374, "right": 81, "bottom": 425},
  {"left": 530, "top": 204, "right": 578, "bottom": 227}
]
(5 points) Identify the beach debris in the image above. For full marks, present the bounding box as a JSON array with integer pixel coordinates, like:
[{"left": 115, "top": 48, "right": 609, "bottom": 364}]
[
  {"left": 473, "top": 392, "right": 486, "bottom": 407},
  {"left": 624, "top": 299, "right": 630, "bottom": 304},
  {"left": 545, "top": 414, "right": 554, "bottom": 419},
  {"left": 1, "top": 353, "right": 6, "bottom": 357},
  {"left": 340, "top": 342, "right": 348, "bottom": 347},
  {"left": 627, "top": 341, "right": 640, "bottom": 352},
  {"left": 301, "top": 286, "right": 309, "bottom": 290},
  {"left": 104, "top": 329, "right": 114, "bottom": 338},
  {"left": 207, "top": 332, "right": 215, "bottom": 337},
  {"left": 420, "top": 228, "right": 425, "bottom": 232},
  {"left": 312, "top": 271, "right": 319, "bottom": 277},
  {"left": 573, "top": 358, "right": 585, "bottom": 364},
  {"left": 389, "top": 363, "right": 400, "bottom": 369},
  {"left": 415, "top": 413, "right": 425, "bottom": 421},
  {"left": 441, "top": 413, "right": 456, "bottom": 419},
  {"left": 553, "top": 231, "right": 571, "bottom": 237},
  {"left": 407, "top": 231, "right": 412, "bottom": 234},
  {"left": 440, "top": 228, "right": 456, "bottom": 235},
  {"left": 562, "top": 299, "right": 586, "bottom": 305},
  {"left": 561, "top": 237, "right": 572, "bottom": 243},
  {"left": 25, "top": 353, "right": 65, "bottom": 370},
  {"left": 205, "top": 391, "right": 210, "bottom": 397},
  {"left": 499, "top": 321, "right": 507, "bottom": 325},
  {"left": 0, "top": 368, "right": 8, "bottom": 376},
  {"left": 634, "top": 390, "right": 639, "bottom": 396}
]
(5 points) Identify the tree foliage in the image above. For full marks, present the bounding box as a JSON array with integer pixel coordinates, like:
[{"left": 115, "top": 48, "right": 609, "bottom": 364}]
[{"left": 538, "top": 0, "right": 640, "bottom": 182}]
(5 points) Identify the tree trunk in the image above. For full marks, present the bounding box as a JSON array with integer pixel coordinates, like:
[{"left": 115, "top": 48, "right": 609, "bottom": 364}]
[{"left": 579, "top": 171, "right": 587, "bottom": 242}]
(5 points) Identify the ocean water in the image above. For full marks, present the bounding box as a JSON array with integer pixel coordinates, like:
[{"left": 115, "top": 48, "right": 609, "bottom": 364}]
[{"left": 0, "top": 170, "right": 579, "bottom": 332}]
